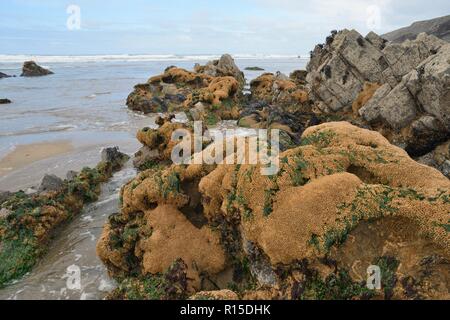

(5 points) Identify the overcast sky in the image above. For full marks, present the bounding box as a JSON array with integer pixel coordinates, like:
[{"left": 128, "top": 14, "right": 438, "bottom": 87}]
[{"left": 1, "top": 0, "right": 449, "bottom": 55}]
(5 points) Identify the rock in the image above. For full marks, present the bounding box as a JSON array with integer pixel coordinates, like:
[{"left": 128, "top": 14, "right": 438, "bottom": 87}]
[
  {"left": 405, "top": 116, "right": 449, "bottom": 156},
  {"left": 245, "top": 66, "right": 265, "bottom": 71},
  {"left": 306, "top": 30, "right": 446, "bottom": 112},
  {"left": 101, "top": 147, "right": 130, "bottom": 168},
  {"left": 126, "top": 64, "right": 242, "bottom": 121},
  {"left": 378, "top": 82, "right": 417, "bottom": 129},
  {"left": 0, "top": 99, "right": 12, "bottom": 104},
  {"left": 441, "top": 160, "right": 450, "bottom": 177},
  {"left": 21, "top": 61, "right": 54, "bottom": 77},
  {"left": 66, "top": 170, "right": 79, "bottom": 181},
  {"left": 365, "top": 31, "right": 388, "bottom": 50},
  {"left": 38, "top": 174, "right": 64, "bottom": 193},
  {"left": 243, "top": 239, "right": 278, "bottom": 286},
  {"left": 194, "top": 54, "right": 245, "bottom": 85},
  {"left": 0, "top": 72, "right": 12, "bottom": 79},
  {"left": 98, "top": 122, "right": 450, "bottom": 300},
  {"left": 382, "top": 33, "right": 446, "bottom": 82},
  {"left": 133, "top": 146, "right": 160, "bottom": 170},
  {"left": 0, "top": 191, "right": 12, "bottom": 205},
  {"left": 189, "top": 102, "right": 207, "bottom": 121},
  {"left": 306, "top": 29, "right": 391, "bottom": 112},
  {"left": 250, "top": 73, "right": 309, "bottom": 107},
  {"left": 383, "top": 15, "right": 450, "bottom": 43},
  {"left": 408, "top": 44, "right": 450, "bottom": 127},
  {"left": 289, "top": 69, "right": 308, "bottom": 84}
]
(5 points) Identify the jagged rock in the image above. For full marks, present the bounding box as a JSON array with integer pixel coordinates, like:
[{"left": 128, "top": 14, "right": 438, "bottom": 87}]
[
  {"left": 194, "top": 54, "right": 245, "bottom": 85},
  {"left": 21, "top": 61, "right": 54, "bottom": 77},
  {"left": 382, "top": 33, "right": 446, "bottom": 82},
  {"left": 307, "top": 29, "right": 392, "bottom": 112},
  {"left": 127, "top": 63, "right": 242, "bottom": 122},
  {"left": 407, "top": 44, "right": 450, "bottom": 127},
  {"left": 101, "top": 147, "right": 130, "bottom": 169},
  {"left": 38, "top": 174, "right": 64, "bottom": 193},
  {"left": 0, "top": 99, "right": 12, "bottom": 104},
  {"left": 307, "top": 30, "right": 446, "bottom": 112},
  {"left": 365, "top": 31, "right": 388, "bottom": 50},
  {"left": 378, "top": 82, "right": 417, "bottom": 129},
  {"left": 359, "top": 83, "right": 392, "bottom": 122}
]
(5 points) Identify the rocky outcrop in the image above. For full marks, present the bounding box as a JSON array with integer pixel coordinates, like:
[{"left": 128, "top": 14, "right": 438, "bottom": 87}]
[
  {"left": 0, "top": 99, "right": 11, "bottom": 104},
  {"left": 0, "top": 147, "right": 129, "bottom": 288},
  {"left": 97, "top": 123, "right": 450, "bottom": 300},
  {"left": 20, "top": 61, "right": 54, "bottom": 77},
  {"left": 250, "top": 72, "right": 309, "bottom": 107},
  {"left": 133, "top": 117, "right": 194, "bottom": 170},
  {"left": 306, "top": 29, "right": 450, "bottom": 174},
  {"left": 126, "top": 55, "right": 244, "bottom": 124},
  {"left": 194, "top": 54, "right": 245, "bottom": 85},
  {"left": 38, "top": 174, "right": 64, "bottom": 193},
  {"left": 383, "top": 15, "right": 450, "bottom": 43}
]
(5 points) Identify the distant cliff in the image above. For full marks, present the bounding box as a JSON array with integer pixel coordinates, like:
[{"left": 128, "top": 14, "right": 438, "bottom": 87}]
[{"left": 383, "top": 15, "right": 450, "bottom": 43}]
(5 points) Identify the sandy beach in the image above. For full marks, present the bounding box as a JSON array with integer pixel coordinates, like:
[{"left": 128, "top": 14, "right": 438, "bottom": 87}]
[{"left": 0, "top": 140, "right": 73, "bottom": 177}]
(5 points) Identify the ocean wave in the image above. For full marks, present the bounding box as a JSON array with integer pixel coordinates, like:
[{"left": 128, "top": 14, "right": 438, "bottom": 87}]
[{"left": 0, "top": 54, "right": 308, "bottom": 64}]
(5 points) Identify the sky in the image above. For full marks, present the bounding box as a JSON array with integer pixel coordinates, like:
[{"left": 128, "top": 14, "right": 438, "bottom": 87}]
[{"left": 1, "top": 0, "right": 449, "bottom": 55}]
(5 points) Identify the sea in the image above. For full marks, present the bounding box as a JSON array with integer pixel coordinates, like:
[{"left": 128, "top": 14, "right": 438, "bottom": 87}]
[{"left": 0, "top": 54, "right": 308, "bottom": 191}]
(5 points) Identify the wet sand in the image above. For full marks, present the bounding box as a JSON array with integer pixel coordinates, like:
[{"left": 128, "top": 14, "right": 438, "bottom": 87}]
[{"left": 0, "top": 141, "right": 73, "bottom": 178}]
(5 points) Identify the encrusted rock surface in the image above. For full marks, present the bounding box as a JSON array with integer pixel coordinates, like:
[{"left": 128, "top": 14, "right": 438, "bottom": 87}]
[{"left": 97, "top": 123, "right": 450, "bottom": 300}]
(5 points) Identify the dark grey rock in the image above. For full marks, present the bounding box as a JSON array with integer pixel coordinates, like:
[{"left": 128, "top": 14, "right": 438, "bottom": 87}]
[
  {"left": 0, "top": 72, "right": 12, "bottom": 79},
  {"left": 0, "top": 191, "right": 12, "bottom": 205},
  {"left": 21, "top": 61, "right": 54, "bottom": 77},
  {"left": 38, "top": 174, "right": 64, "bottom": 193},
  {"left": 0, "top": 99, "right": 12, "bottom": 104},
  {"left": 101, "top": 147, "right": 130, "bottom": 167}
]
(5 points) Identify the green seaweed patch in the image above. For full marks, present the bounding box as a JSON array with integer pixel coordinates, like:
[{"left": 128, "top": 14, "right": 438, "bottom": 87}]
[
  {"left": 299, "top": 269, "right": 374, "bottom": 300},
  {"left": 108, "top": 259, "right": 188, "bottom": 300},
  {"left": 374, "top": 256, "right": 399, "bottom": 300},
  {"left": 301, "top": 130, "right": 336, "bottom": 149},
  {"left": 0, "top": 229, "right": 42, "bottom": 288}
]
